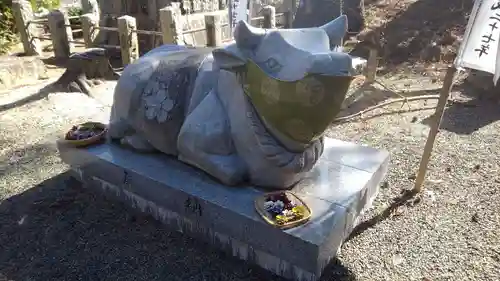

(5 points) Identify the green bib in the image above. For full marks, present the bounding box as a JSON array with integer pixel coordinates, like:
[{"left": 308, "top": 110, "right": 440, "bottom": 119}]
[{"left": 241, "top": 61, "right": 353, "bottom": 146}]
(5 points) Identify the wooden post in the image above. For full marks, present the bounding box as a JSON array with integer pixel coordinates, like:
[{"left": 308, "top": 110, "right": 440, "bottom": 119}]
[
  {"left": 413, "top": 66, "right": 458, "bottom": 193},
  {"left": 153, "top": 1, "right": 170, "bottom": 48},
  {"left": 263, "top": 6, "right": 276, "bottom": 29},
  {"left": 283, "top": 0, "right": 296, "bottom": 28},
  {"left": 283, "top": 11, "right": 292, "bottom": 28},
  {"left": 117, "top": 15, "right": 139, "bottom": 66},
  {"left": 364, "top": 48, "right": 378, "bottom": 83},
  {"left": 81, "top": 13, "right": 99, "bottom": 48},
  {"left": 48, "top": 10, "right": 74, "bottom": 59},
  {"left": 12, "top": 0, "right": 41, "bottom": 56},
  {"left": 247, "top": 0, "right": 254, "bottom": 23},
  {"left": 205, "top": 14, "right": 222, "bottom": 47},
  {"left": 159, "top": 4, "right": 184, "bottom": 45},
  {"left": 363, "top": 30, "right": 381, "bottom": 84}
]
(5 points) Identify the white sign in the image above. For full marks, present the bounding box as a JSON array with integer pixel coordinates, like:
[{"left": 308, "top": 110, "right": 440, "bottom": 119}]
[
  {"left": 455, "top": 0, "right": 500, "bottom": 83},
  {"left": 228, "top": 0, "right": 249, "bottom": 36}
]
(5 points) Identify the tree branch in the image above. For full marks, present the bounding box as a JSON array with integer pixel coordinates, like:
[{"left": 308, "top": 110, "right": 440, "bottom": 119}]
[{"left": 334, "top": 95, "right": 441, "bottom": 123}]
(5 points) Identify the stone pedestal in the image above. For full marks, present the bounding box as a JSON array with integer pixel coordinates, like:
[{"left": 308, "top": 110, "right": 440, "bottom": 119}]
[{"left": 57, "top": 137, "right": 389, "bottom": 281}]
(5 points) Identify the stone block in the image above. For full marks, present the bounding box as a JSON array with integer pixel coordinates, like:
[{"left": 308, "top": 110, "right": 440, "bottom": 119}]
[
  {"left": 57, "top": 137, "right": 389, "bottom": 281},
  {"left": 181, "top": 10, "right": 231, "bottom": 46},
  {"left": 0, "top": 56, "right": 48, "bottom": 91}
]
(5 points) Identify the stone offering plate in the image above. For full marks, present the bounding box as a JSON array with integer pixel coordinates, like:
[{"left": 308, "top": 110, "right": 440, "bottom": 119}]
[{"left": 254, "top": 191, "right": 312, "bottom": 229}]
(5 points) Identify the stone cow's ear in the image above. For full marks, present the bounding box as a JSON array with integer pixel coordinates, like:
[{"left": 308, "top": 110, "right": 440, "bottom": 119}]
[
  {"left": 213, "top": 21, "right": 266, "bottom": 69},
  {"left": 212, "top": 43, "right": 247, "bottom": 69},
  {"left": 320, "top": 15, "right": 348, "bottom": 48}
]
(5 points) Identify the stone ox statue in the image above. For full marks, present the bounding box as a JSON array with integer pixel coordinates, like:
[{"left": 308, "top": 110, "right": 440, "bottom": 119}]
[{"left": 108, "top": 16, "right": 362, "bottom": 189}]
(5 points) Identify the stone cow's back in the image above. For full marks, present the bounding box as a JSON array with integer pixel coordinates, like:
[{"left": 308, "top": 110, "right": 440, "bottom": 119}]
[{"left": 110, "top": 45, "right": 213, "bottom": 155}]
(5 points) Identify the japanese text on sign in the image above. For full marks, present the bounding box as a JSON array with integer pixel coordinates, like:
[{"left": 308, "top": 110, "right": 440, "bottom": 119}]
[
  {"left": 228, "top": 0, "right": 249, "bottom": 36},
  {"left": 455, "top": 0, "right": 500, "bottom": 75},
  {"left": 474, "top": 2, "right": 500, "bottom": 57}
]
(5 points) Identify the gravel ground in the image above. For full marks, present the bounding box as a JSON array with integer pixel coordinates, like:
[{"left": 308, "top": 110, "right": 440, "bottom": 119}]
[{"left": 0, "top": 74, "right": 499, "bottom": 281}]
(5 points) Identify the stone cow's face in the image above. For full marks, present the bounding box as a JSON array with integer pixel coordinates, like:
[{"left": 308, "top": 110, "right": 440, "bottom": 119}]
[{"left": 212, "top": 16, "right": 355, "bottom": 148}]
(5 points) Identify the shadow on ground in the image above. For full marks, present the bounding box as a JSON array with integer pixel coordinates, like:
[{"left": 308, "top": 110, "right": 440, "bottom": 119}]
[
  {"left": 0, "top": 172, "right": 355, "bottom": 281},
  {"left": 337, "top": 83, "right": 440, "bottom": 121},
  {"left": 346, "top": 188, "right": 420, "bottom": 243},
  {"left": 434, "top": 72, "right": 500, "bottom": 134},
  {"left": 421, "top": 96, "right": 500, "bottom": 135},
  {"left": 0, "top": 83, "right": 60, "bottom": 113},
  {"left": 352, "top": 0, "right": 473, "bottom": 68},
  {"left": 340, "top": 83, "right": 500, "bottom": 134}
]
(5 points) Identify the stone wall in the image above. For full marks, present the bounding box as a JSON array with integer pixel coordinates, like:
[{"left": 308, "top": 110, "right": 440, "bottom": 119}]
[
  {"left": 0, "top": 56, "right": 48, "bottom": 90},
  {"left": 96, "top": 0, "right": 171, "bottom": 52}
]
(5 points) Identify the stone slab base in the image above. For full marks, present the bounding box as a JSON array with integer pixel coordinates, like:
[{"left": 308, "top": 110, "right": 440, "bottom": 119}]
[{"left": 57, "top": 137, "right": 389, "bottom": 281}]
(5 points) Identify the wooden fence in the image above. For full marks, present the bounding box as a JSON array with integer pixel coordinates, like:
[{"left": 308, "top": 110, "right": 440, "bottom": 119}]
[
  {"left": 13, "top": 2, "right": 290, "bottom": 66},
  {"left": 12, "top": 0, "right": 380, "bottom": 85}
]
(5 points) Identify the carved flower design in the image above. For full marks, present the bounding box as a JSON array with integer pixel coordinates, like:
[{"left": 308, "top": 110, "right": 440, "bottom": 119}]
[
  {"left": 260, "top": 77, "right": 281, "bottom": 104},
  {"left": 143, "top": 79, "right": 174, "bottom": 123},
  {"left": 295, "top": 77, "right": 324, "bottom": 107}
]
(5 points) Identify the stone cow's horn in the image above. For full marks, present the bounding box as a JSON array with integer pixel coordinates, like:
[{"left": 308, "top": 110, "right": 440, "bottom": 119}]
[
  {"left": 234, "top": 20, "right": 266, "bottom": 50},
  {"left": 320, "top": 15, "right": 348, "bottom": 48}
]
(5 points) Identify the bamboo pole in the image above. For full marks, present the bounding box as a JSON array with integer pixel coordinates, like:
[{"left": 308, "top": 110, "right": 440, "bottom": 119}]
[{"left": 413, "top": 65, "right": 458, "bottom": 192}]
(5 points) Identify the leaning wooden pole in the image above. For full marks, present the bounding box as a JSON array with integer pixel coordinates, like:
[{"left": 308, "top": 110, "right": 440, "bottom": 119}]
[{"left": 413, "top": 65, "right": 458, "bottom": 193}]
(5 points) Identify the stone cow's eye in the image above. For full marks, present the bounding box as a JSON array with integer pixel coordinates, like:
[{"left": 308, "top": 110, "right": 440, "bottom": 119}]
[{"left": 264, "top": 57, "right": 282, "bottom": 73}]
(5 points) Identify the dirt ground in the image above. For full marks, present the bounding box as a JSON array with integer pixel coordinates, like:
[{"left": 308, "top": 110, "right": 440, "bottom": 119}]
[
  {"left": 1, "top": 0, "right": 500, "bottom": 280},
  {"left": 1, "top": 71, "right": 499, "bottom": 281}
]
